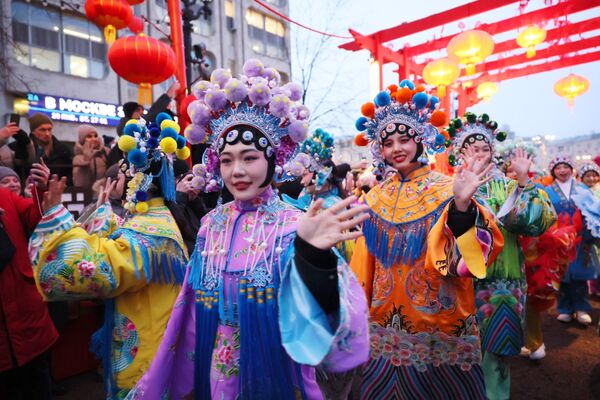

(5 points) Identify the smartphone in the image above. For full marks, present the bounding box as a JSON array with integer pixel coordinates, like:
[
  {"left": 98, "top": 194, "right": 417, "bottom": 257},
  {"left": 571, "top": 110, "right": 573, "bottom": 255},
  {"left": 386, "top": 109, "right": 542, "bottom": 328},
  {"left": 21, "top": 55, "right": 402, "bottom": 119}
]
[{"left": 9, "top": 113, "right": 20, "bottom": 126}]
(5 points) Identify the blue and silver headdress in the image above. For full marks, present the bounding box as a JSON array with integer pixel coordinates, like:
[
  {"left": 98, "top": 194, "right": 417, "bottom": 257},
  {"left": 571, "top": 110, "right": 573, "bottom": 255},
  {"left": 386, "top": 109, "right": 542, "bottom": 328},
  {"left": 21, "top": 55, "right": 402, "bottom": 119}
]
[
  {"left": 445, "top": 112, "right": 507, "bottom": 167},
  {"left": 185, "top": 59, "right": 310, "bottom": 192},
  {"left": 286, "top": 128, "right": 335, "bottom": 190},
  {"left": 117, "top": 112, "right": 190, "bottom": 213},
  {"left": 578, "top": 162, "right": 600, "bottom": 178},
  {"left": 494, "top": 139, "right": 536, "bottom": 171},
  {"left": 354, "top": 79, "right": 447, "bottom": 179}
]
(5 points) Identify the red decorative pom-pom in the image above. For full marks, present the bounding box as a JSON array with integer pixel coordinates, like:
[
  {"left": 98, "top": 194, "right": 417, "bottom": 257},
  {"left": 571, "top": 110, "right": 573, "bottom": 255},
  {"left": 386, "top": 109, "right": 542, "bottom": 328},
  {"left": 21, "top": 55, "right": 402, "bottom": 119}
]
[
  {"left": 387, "top": 84, "right": 398, "bottom": 93},
  {"left": 354, "top": 133, "right": 369, "bottom": 147},
  {"left": 361, "top": 102, "right": 376, "bottom": 119},
  {"left": 430, "top": 110, "right": 447, "bottom": 127},
  {"left": 415, "top": 84, "right": 426, "bottom": 93}
]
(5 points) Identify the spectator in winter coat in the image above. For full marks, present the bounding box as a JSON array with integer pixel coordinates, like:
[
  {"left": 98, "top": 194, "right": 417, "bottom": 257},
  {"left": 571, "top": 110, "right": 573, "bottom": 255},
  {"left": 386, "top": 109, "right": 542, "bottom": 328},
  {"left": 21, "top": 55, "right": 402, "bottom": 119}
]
[
  {"left": 72, "top": 124, "right": 108, "bottom": 190},
  {"left": 0, "top": 122, "right": 35, "bottom": 181},
  {"left": 0, "top": 161, "right": 57, "bottom": 400},
  {"left": 28, "top": 113, "right": 73, "bottom": 184}
]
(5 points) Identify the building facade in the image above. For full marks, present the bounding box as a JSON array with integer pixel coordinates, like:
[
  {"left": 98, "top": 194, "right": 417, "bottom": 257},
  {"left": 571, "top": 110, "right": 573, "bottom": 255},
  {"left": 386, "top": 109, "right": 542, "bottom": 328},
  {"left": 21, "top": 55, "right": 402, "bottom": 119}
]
[{"left": 0, "top": 0, "right": 291, "bottom": 143}]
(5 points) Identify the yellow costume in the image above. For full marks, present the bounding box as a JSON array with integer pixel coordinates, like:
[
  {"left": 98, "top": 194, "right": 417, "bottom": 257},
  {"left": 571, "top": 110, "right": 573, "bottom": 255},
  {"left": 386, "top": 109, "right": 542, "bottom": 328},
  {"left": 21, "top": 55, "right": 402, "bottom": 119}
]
[{"left": 29, "top": 198, "right": 187, "bottom": 399}]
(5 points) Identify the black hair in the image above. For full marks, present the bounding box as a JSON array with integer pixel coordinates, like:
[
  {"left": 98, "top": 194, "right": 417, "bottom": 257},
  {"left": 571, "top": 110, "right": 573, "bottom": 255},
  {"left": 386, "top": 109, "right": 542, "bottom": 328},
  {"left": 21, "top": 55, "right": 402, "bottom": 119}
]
[
  {"left": 219, "top": 124, "right": 276, "bottom": 188},
  {"left": 322, "top": 160, "right": 347, "bottom": 199},
  {"left": 550, "top": 162, "right": 573, "bottom": 179}
]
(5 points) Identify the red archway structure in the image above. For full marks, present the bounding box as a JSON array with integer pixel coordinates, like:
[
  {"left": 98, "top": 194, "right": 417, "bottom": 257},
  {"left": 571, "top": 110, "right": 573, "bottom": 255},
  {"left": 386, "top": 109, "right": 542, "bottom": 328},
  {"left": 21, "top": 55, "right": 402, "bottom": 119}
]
[{"left": 339, "top": 0, "right": 600, "bottom": 117}]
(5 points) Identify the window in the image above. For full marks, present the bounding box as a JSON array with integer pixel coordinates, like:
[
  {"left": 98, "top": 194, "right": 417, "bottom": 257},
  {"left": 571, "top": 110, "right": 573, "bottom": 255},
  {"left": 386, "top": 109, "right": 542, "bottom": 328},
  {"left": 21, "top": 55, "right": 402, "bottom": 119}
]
[
  {"left": 192, "top": 14, "right": 214, "bottom": 37},
  {"left": 11, "top": 1, "right": 107, "bottom": 79},
  {"left": 245, "top": 9, "right": 286, "bottom": 59},
  {"left": 225, "top": 0, "right": 235, "bottom": 31},
  {"left": 263, "top": 0, "right": 287, "bottom": 7}
]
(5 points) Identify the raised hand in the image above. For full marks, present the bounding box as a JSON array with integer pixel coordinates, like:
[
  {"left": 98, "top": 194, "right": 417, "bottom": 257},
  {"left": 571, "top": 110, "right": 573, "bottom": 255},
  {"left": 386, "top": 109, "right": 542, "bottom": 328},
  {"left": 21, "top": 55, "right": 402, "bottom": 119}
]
[
  {"left": 461, "top": 145, "right": 489, "bottom": 175},
  {"left": 297, "top": 196, "right": 369, "bottom": 250},
  {"left": 96, "top": 177, "right": 117, "bottom": 209},
  {"left": 0, "top": 123, "right": 19, "bottom": 140},
  {"left": 42, "top": 175, "right": 68, "bottom": 213},
  {"left": 510, "top": 147, "right": 532, "bottom": 186},
  {"left": 453, "top": 162, "right": 494, "bottom": 212},
  {"left": 28, "top": 158, "right": 51, "bottom": 191}
]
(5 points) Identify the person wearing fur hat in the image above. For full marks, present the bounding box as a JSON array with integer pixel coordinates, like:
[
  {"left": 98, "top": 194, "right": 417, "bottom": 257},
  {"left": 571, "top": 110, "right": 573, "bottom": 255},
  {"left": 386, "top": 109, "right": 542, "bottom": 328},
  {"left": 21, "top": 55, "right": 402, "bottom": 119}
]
[
  {"left": 0, "top": 166, "right": 22, "bottom": 195},
  {"left": 351, "top": 83, "right": 504, "bottom": 399},
  {"left": 445, "top": 119, "right": 556, "bottom": 398},
  {"left": 29, "top": 114, "right": 191, "bottom": 399},
  {"left": 544, "top": 155, "right": 600, "bottom": 326},
  {"left": 72, "top": 124, "right": 109, "bottom": 189},
  {"left": 28, "top": 113, "right": 73, "bottom": 184}
]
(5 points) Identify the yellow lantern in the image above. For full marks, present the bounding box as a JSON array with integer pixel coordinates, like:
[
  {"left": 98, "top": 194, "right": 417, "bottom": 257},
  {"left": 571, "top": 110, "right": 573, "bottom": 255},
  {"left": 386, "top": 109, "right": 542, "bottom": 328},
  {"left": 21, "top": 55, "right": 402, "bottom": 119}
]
[
  {"left": 516, "top": 25, "right": 546, "bottom": 58},
  {"left": 554, "top": 73, "right": 589, "bottom": 108},
  {"left": 422, "top": 58, "right": 460, "bottom": 97},
  {"left": 447, "top": 30, "right": 495, "bottom": 76},
  {"left": 476, "top": 82, "right": 498, "bottom": 103}
]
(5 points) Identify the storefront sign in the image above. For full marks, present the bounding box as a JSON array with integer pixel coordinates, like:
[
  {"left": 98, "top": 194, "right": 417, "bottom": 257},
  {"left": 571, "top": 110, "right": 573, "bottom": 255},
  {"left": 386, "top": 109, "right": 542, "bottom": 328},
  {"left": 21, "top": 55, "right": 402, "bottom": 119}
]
[{"left": 27, "top": 93, "right": 123, "bottom": 127}]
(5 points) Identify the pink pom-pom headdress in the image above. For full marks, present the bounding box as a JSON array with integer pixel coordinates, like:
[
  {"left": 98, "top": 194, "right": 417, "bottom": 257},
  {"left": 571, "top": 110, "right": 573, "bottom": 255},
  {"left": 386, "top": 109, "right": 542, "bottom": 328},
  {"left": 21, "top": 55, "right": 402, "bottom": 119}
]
[{"left": 187, "top": 59, "right": 310, "bottom": 192}]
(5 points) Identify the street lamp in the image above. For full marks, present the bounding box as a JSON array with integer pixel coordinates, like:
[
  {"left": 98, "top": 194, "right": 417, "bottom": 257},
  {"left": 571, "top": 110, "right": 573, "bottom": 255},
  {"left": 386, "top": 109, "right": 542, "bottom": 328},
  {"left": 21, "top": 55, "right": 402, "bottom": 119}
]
[{"left": 181, "top": 0, "right": 213, "bottom": 88}]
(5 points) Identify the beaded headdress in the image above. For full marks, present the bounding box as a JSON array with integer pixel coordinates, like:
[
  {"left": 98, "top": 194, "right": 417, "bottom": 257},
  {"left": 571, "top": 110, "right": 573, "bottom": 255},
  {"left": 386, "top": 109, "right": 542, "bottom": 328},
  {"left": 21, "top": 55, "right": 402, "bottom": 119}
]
[
  {"left": 185, "top": 59, "right": 310, "bottom": 192},
  {"left": 445, "top": 112, "right": 507, "bottom": 167},
  {"left": 353, "top": 79, "right": 447, "bottom": 178},
  {"left": 286, "top": 128, "right": 335, "bottom": 190},
  {"left": 578, "top": 162, "right": 600, "bottom": 177},
  {"left": 548, "top": 154, "right": 573, "bottom": 172},
  {"left": 117, "top": 112, "right": 190, "bottom": 213}
]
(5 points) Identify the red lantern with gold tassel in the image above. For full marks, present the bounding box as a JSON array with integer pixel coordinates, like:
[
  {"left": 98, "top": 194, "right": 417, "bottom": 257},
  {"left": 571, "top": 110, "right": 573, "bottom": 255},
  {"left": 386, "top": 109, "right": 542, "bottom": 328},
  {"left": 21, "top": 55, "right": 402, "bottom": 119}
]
[
  {"left": 108, "top": 35, "right": 176, "bottom": 106},
  {"left": 85, "top": 0, "right": 133, "bottom": 45}
]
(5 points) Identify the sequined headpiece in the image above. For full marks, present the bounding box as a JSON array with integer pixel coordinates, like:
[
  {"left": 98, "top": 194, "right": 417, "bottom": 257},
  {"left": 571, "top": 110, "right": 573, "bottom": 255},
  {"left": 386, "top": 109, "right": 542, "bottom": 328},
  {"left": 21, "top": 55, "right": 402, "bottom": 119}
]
[
  {"left": 117, "top": 113, "right": 190, "bottom": 213},
  {"left": 548, "top": 154, "right": 573, "bottom": 172},
  {"left": 445, "top": 112, "right": 507, "bottom": 166},
  {"left": 286, "top": 128, "right": 335, "bottom": 190},
  {"left": 578, "top": 162, "right": 599, "bottom": 177},
  {"left": 185, "top": 59, "right": 310, "bottom": 192},
  {"left": 354, "top": 79, "right": 447, "bottom": 178}
]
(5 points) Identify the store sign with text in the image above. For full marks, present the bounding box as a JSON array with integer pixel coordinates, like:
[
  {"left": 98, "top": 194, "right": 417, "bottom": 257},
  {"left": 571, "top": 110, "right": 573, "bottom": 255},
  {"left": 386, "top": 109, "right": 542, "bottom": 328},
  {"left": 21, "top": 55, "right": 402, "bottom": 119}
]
[{"left": 27, "top": 93, "right": 123, "bottom": 127}]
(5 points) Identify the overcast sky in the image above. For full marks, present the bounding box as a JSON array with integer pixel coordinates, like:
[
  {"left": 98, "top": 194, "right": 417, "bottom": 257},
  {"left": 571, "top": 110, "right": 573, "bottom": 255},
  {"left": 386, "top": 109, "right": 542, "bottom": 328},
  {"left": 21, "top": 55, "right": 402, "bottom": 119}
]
[{"left": 288, "top": 0, "right": 598, "bottom": 139}]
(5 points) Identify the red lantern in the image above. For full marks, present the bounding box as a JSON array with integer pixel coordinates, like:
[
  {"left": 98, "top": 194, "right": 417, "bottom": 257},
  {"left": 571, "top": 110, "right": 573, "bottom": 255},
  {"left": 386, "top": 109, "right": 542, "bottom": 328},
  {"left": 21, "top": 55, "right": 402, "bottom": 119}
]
[
  {"left": 128, "top": 16, "right": 144, "bottom": 34},
  {"left": 108, "top": 35, "right": 176, "bottom": 106},
  {"left": 85, "top": 0, "right": 133, "bottom": 44}
]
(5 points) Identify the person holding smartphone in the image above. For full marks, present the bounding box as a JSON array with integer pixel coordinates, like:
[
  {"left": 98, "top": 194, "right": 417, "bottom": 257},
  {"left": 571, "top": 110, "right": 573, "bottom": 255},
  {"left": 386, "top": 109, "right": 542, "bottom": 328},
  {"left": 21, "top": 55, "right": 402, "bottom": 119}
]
[{"left": 0, "top": 114, "right": 36, "bottom": 181}]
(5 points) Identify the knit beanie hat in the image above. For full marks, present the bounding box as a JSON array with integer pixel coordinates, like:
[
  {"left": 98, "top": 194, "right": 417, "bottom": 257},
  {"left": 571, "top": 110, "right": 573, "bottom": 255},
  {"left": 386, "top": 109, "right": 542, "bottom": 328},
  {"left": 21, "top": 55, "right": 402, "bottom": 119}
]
[
  {"left": 77, "top": 124, "right": 98, "bottom": 144},
  {"left": 28, "top": 113, "right": 53, "bottom": 132},
  {"left": 0, "top": 166, "right": 19, "bottom": 181}
]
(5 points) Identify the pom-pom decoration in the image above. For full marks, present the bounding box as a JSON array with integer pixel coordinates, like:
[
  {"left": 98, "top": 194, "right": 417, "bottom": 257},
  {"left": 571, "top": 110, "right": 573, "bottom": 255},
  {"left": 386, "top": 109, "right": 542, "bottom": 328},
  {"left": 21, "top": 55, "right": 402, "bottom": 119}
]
[
  {"left": 361, "top": 102, "right": 376, "bottom": 119},
  {"left": 354, "top": 134, "right": 369, "bottom": 147},
  {"left": 160, "top": 119, "right": 180, "bottom": 133},
  {"left": 176, "top": 146, "right": 191, "bottom": 160},
  {"left": 160, "top": 137, "right": 177, "bottom": 154},
  {"left": 118, "top": 135, "right": 137, "bottom": 152},
  {"left": 430, "top": 110, "right": 447, "bottom": 127}
]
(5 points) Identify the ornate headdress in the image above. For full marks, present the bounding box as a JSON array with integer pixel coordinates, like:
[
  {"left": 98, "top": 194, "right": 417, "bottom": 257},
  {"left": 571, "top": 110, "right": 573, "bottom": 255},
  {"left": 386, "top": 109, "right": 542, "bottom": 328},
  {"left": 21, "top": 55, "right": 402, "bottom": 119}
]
[
  {"left": 578, "top": 162, "right": 600, "bottom": 177},
  {"left": 117, "top": 112, "right": 190, "bottom": 213},
  {"left": 548, "top": 154, "right": 573, "bottom": 172},
  {"left": 445, "top": 112, "right": 507, "bottom": 166},
  {"left": 353, "top": 79, "right": 447, "bottom": 179},
  {"left": 494, "top": 139, "right": 536, "bottom": 171},
  {"left": 285, "top": 128, "right": 335, "bottom": 190},
  {"left": 185, "top": 59, "right": 310, "bottom": 192}
]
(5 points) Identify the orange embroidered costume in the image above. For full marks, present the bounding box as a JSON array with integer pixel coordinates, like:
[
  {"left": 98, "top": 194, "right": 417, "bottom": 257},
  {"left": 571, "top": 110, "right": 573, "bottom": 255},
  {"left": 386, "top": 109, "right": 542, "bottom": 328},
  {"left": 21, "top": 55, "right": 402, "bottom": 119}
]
[{"left": 350, "top": 80, "right": 503, "bottom": 399}]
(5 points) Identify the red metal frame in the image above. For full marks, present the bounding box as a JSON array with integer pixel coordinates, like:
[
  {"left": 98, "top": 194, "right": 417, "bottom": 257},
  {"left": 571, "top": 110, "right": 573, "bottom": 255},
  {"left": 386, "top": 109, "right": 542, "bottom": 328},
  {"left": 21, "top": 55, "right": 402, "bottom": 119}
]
[{"left": 340, "top": 0, "right": 600, "bottom": 110}]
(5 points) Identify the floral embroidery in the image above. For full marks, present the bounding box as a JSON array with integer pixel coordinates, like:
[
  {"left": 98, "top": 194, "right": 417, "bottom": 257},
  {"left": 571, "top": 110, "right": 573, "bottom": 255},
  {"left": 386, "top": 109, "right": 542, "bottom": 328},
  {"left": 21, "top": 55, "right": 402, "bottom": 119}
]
[
  {"left": 77, "top": 260, "right": 96, "bottom": 279},
  {"left": 369, "top": 323, "right": 482, "bottom": 372},
  {"left": 211, "top": 329, "right": 240, "bottom": 380},
  {"left": 113, "top": 313, "right": 139, "bottom": 373}
]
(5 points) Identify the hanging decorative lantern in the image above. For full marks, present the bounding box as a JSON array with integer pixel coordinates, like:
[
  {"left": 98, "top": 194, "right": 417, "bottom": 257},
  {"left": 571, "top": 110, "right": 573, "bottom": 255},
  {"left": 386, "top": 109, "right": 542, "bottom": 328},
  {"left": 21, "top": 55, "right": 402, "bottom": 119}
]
[
  {"left": 516, "top": 25, "right": 546, "bottom": 58},
  {"left": 85, "top": 0, "right": 133, "bottom": 44},
  {"left": 447, "top": 30, "right": 495, "bottom": 75},
  {"left": 554, "top": 73, "right": 589, "bottom": 108},
  {"left": 108, "top": 35, "right": 176, "bottom": 106},
  {"left": 476, "top": 82, "right": 498, "bottom": 103},
  {"left": 128, "top": 15, "right": 144, "bottom": 34},
  {"left": 422, "top": 58, "right": 460, "bottom": 97}
]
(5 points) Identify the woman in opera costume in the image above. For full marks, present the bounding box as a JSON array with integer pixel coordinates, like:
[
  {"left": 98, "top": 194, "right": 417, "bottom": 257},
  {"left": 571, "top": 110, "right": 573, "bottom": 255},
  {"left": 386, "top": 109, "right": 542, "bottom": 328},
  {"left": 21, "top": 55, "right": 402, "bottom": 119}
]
[{"left": 126, "top": 59, "right": 371, "bottom": 399}]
